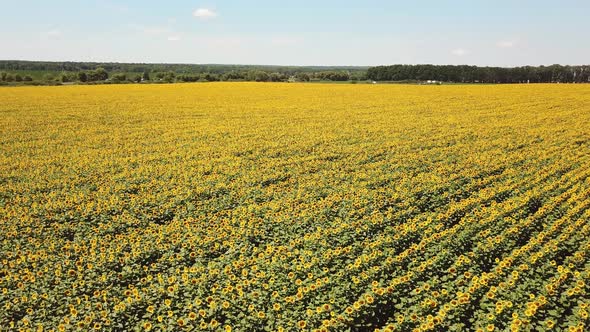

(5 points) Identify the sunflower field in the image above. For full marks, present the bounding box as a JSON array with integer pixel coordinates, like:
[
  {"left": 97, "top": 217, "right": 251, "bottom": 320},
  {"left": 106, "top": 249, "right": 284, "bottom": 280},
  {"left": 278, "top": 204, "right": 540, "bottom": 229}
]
[{"left": 1, "top": 83, "right": 590, "bottom": 331}]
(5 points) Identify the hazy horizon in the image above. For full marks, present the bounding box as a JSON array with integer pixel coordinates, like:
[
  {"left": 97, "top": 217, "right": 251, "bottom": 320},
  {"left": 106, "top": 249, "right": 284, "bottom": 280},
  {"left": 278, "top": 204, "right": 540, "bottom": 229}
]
[{"left": 2, "top": 59, "right": 589, "bottom": 69}]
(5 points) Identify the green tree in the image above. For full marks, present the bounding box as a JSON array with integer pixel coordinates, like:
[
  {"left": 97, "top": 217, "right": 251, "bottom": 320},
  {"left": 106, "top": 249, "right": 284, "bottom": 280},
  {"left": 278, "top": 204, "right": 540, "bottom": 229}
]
[
  {"left": 43, "top": 73, "right": 56, "bottom": 82},
  {"left": 162, "top": 71, "right": 175, "bottom": 83},
  {"left": 248, "top": 70, "right": 269, "bottom": 82},
  {"left": 142, "top": 71, "right": 150, "bottom": 81},
  {"left": 295, "top": 73, "right": 310, "bottom": 82},
  {"left": 111, "top": 73, "right": 127, "bottom": 83},
  {"left": 95, "top": 68, "right": 108, "bottom": 81},
  {"left": 87, "top": 68, "right": 108, "bottom": 81},
  {"left": 78, "top": 72, "right": 88, "bottom": 82}
]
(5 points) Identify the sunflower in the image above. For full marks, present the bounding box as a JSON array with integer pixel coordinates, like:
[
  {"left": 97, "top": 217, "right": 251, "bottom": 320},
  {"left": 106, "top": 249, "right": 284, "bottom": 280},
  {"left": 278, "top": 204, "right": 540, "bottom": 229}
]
[{"left": 210, "top": 319, "right": 219, "bottom": 328}]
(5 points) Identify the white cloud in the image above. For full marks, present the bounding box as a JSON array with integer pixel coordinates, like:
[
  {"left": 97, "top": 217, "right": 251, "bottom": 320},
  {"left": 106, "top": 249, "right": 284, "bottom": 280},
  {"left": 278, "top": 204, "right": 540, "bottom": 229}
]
[
  {"left": 193, "top": 8, "right": 217, "bottom": 19},
  {"left": 42, "top": 29, "right": 62, "bottom": 39},
  {"left": 451, "top": 48, "right": 468, "bottom": 56},
  {"left": 497, "top": 40, "right": 517, "bottom": 48},
  {"left": 167, "top": 35, "right": 181, "bottom": 41}
]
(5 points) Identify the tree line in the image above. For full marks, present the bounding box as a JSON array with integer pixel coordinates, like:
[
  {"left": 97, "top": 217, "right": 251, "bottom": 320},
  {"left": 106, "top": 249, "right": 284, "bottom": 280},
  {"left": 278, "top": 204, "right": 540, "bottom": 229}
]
[
  {"left": 0, "top": 60, "right": 370, "bottom": 85},
  {"left": 366, "top": 64, "right": 590, "bottom": 83},
  {"left": 3, "top": 60, "right": 590, "bottom": 85},
  {"left": 0, "top": 60, "right": 366, "bottom": 78},
  {"left": 0, "top": 68, "right": 363, "bottom": 85},
  {"left": 0, "top": 72, "right": 34, "bottom": 82}
]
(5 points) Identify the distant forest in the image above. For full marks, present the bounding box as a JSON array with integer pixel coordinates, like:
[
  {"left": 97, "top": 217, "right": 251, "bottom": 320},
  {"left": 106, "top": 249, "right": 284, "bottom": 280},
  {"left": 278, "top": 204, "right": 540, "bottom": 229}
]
[
  {"left": 367, "top": 64, "right": 590, "bottom": 83},
  {"left": 0, "top": 60, "right": 367, "bottom": 84},
  {"left": 0, "top": 60, "right": 368, "bottom": 74},
  {"left": 1, "top": 60, "right": 589, "bottom": 85}
]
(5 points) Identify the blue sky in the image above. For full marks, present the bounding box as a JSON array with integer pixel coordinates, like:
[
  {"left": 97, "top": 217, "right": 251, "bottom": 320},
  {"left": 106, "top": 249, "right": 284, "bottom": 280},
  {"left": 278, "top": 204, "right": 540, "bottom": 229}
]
[{"left": 1, "top": 0, "right": 589, "bottom": 66}]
